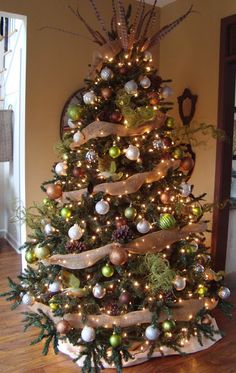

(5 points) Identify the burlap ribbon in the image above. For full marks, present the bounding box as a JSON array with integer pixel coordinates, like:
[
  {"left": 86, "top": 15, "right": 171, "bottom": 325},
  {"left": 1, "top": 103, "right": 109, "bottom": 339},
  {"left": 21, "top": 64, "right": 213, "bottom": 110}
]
[
  {"left": 70, "top": 115, "right": 165, "bottom": 149},
  {"left": 43, "top": 222, "right": 207, "bottom": 270}
]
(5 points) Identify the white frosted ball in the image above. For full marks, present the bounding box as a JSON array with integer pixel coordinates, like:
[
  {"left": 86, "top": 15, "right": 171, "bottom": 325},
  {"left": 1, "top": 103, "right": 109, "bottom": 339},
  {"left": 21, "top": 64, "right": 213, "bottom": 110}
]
[
  {"left": 137, "top": 219, "right": 151, "bottom": 234},
  {"left": 140, "top": 76, "right": 151, "bottom": 89},
  {"left": 68, "top": 223, "right": 83, "bottom": 240},
  {"left": 83, "top": 91, "right": 97, "bottom": 105},
  {"left": 55, "top": 162, "right": 67, "bottom": 176},
  {"left": 67, "top": 118, "right": 77, "bottom": 129},
  {"left": 22, "top": 293, "right": 35, "bottom": 306},
  {"left": 49, "top": 281, "right": 62, "bottom": 293},
  {"left": 124, "top": 80, "right": 138, "bottom": 95},
  {"left": 161, "top": 85, "right": 173, "bottom": 98},
  {"left": 173, "top": 276, "right": 186, "bottom": 291},
  {"left": 125, "top": 145, "right": 140, "bottom": 161},
  {"left": 44, "top": 223, "right": 54, "bottom": 235},
  {"left": 143, "top": 51, "right": 152, "bottom": 62},
  {"left": 100, "top": 66, "right": 113, "bottom": 80},
  {"left": 95, "top": 199, "right": 110, "bottom": 215},
  {"left": 145, "top": 325, "right": 160, "bottom": 341},
  {"left": 73, "top": 131, "right": 83, "bottom": 143},
  {"left": 92, "top": 283, "right": 106, "bottom": 299},
  {"left": 218, "top": 286, "right": 231, "bottom": 300},
  {"left": 180, "top": 182, "right": 192, "bottom": 197},
  {"left": 81, "top": 325, "right": 96, "bottom": 342}
]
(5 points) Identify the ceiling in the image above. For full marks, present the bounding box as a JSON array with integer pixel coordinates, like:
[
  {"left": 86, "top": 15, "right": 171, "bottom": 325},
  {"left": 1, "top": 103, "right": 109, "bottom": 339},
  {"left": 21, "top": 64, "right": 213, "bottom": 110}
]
[{"left": 143, "top": 0, "right": 176, "bottom": 7}]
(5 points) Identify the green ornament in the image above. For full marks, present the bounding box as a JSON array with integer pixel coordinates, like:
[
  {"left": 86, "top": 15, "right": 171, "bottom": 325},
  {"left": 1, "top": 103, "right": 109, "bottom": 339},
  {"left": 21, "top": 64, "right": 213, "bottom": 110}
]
[
  {"left": 109, "top": 333, "right": 122, "bottom": 347},
  {"left": 172, "top": 147, "right": 184, "bottom": 160},
  {"left": 162, "top": 320, "right": 176, "bottom": 332},
  {"left": 109, "top": 146, "right": 121, "bottom": 159},
  {"left": 49, "top": 296, "right": 59, "bottom": 311},
  {"left": 166, "top": 117, "right": 175, "bottom": 128},
  {"left": 67, "top": 104, "right": 83, "bottom": 121},
  {"left": 102, "top": 264, "right": 114, "bottom": 277},
  {"left": 124, "top": 206, "right": 137, "bottom": 220},
  {"left": 25, "top": 250, "right": 37, "bottom": 263},
  {"left": 184, "top": 242, "right": 198, "bottom": 255},
  {"left": 159, "top": 214, "right": 176, "bottom": 230},
  {"left": 137, "top": 106, "right": 155, "bottom": 121},
  {"left": 34, "top": 245, "right": 50, "bottom": 259},
  {"left": 192, "top": 206, "right": 202, "bottom": 217},
  {"left": 115, "top": 90, "right": 130, "bottom": 108},
  {"left": 197, "top": 285, "right": 207, "bottom": 297},
  {"left": 61, "top": 207, "right": 72, "bottom": 219}
]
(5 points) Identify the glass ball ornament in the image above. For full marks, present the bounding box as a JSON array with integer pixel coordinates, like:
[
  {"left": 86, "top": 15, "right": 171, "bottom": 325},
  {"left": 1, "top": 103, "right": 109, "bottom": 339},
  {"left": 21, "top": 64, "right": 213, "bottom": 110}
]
[
  {"left": 44, "top": 223, "right": 54, "bottom": 236},
  {"left": 153, "top": 139, "right": 163, "bottom": 149},
  {"left": 109, "top": 145, "right": 121, "bottom": 159},
  {"left": 161, "top": 85, "right": 173, "bottom": 98},
  {"left": 218, "top": 286, "right": 231, "bottom": 300},
  {"left": 48, "top": 281, "right": 62, "bottom": 293},
  {"left": 124, "top": 80, "right": 138, "bottom": 95},
  {"left": 73, "top": 166, "right": 85, "bottom": 178},
  {"left": 125, "top": 145, "right": 140, "bottom": 161},
  {"left": 173, "top": 275, "right": 186, "bottom": 291},
  {"left": 193, "top": 263, "right": 205, "bottom": 274},
  {"left": 49, "top": 296, "right": 59, "bottom": 311},
  {"left": 55, "top": 162, "right": 67, "bottom": 176},
  {"left": 67, "top": 104, "right": 83, "bottom": 121},
  {"left": 56, "top": 320, "right": 71, "bottom": 334},
  {"left": 140, "top": 76, "right": 151, "bottom": 89},
  {"left": 46, "top": 184, "right": 62, "bottom": 200},
  {"left": 83, "top": 91, "right": 97, "bottom": 105},
  {"left": 67, "top": 118, "right": 77, "bottom": 129},
  {"left": 160, "top": 191, "right": 171, "bottom": 205},
  {"left": 25, "top": 249, "right": 37, "bottom": 264},
  {"left": 143, "top": 51, "right": 152, "bottom": 62},
  {"left": 166, "top": 117, "right": 175, "bottom": 129},
  {"left": 159, "top": 213, "right": 176, "bottom": 230},
  {"left": 109, "top": 333, "right": 122, "bottom": 347},
  {"left": 197, "top": 285, "right": 207, "bottom": 297},
  {"left": 109, "top": 246, "right": 128, "bottom": 266},
  {"left": 73, "top": 130, "right": 83, "bottom": 143},
  {"left": 34, "top": 244, "right": 50, "bottom": 259},
  {"left": 22, "top": 293, "right": 35, "bottom": 306},
  {"left": 172, "top": 147, "right": 184, "bottom": 160},
  {"left": 124, "top": 206, "right": 137, "bottom": 220},
  {"left": 68, "top": 223, "right": 83, "bottom": 240},
  {"left": 162, "top": 320, "right": 176, "bottom": 332},
  {"left": 85, "top": 149, "right": 97, "bottom": 163},
  {"left": 81, "top": 325, "right": 96, "bottom": 342},
  {"left": 92, "top": 283, "right": 106, "bottom": 299},
  {"left": 180, "top": 157, "right": 195, "bottom": 172},
  {"left": 95, "top": 199, "right": 110, "bottom": 215},
  {"left": 60, "top": 207, "right": 72, "bottom": 219},
  {"left": 102, "top": 264, "right": 114, "bottom": 277},
  {"left": 180, "top": 182, "right": 192, "bottom": 197},
  {"left": 119, "top": 291, "right": 132, "bottom": 304},
  {"left": 192, "top": 205, "right": 202, "bottom": 218},
  {"left": 100, "top": 66, "right": 113, "bottom": 80},
  {"left": 145, "top": 325, "right": 160, "bottom": 341},
  {"left": 136, "top": 219, "right": 151, "bottom": 234}
]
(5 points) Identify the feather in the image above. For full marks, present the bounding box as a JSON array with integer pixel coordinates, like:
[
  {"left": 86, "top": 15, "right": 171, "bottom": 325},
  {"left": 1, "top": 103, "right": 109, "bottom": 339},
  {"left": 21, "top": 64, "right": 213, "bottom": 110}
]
[
  {"left": 116, "top": 0, "right": 129, "bottom": 50},
  {"left": 128, "top": 0, "right": 144, "bottom": 49},
  {"left": 141, "top": 0, "right": 158, "bottom": 40},
  {"left": 135, "top": 1, "right": 146, "bottom": 40},
  {"left": 89, "top": 0, "right": 109, "bottom": 40}
]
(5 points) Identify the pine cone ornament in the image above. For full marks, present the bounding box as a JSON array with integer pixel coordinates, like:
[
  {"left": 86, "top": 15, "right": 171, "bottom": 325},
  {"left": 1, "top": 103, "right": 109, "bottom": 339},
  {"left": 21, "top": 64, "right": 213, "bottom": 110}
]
[
  {"left": 112, "top": 225, "right": 134, "bottom": 243},
  {"left": 65, "top": 241, "right": 87, "bottom": 253},
  {"left": 105, "top": 300, "right": 120, "bottom": 316}
]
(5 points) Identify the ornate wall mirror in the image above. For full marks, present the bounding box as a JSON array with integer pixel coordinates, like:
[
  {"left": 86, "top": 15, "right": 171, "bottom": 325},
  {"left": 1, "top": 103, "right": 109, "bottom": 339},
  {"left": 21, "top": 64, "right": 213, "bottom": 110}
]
[{"left": 177, "top": 88, "right": 198, "bottom": 126}]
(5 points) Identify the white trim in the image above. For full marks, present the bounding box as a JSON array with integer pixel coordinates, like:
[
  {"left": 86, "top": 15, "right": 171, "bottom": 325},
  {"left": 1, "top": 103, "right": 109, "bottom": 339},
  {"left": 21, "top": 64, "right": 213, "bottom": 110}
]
[{"left": 0, "top": 229, "right": 20, "bottom": 253}]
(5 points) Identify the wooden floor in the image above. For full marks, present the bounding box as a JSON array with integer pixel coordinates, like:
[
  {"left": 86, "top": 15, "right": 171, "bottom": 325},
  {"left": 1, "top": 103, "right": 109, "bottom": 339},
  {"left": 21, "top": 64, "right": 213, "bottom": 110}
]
[{"left": 0, "top": 238, "right": 236, "bottom": 373}]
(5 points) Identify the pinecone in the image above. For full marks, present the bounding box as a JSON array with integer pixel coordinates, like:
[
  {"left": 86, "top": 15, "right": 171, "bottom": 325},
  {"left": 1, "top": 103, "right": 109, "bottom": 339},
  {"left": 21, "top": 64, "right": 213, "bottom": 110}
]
[
  {"left": 112, "top": 225, "right": 134, "bottom": 243},
  {"left": 105, "top": 301, "right": 120, "bottom": 316},
  {"left": 65, "top": 241, "right": 87, "bottom": 253}
]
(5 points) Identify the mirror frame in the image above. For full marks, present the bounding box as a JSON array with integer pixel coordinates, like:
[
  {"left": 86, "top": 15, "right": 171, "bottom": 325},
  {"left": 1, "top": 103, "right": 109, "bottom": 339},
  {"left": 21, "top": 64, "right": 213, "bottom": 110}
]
[{"left": 177, "top": 88, "right": 198, "bottom": 126}]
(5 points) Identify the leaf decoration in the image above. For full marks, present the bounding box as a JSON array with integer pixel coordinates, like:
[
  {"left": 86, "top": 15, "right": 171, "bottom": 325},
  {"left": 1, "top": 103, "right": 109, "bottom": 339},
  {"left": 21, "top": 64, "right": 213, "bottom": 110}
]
[{"left": 62, "top": 270, "right": 81, "bottom": 289}]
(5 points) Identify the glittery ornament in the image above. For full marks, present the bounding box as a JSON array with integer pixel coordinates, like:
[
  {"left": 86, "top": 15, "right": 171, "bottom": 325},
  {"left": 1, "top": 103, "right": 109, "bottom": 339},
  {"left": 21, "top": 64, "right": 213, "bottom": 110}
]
[
  {"left": 68, "top": 223, "right": 83, "bottom": 240},
  {"left": 67, "top": 104, "right": 83, "bottom": 121},
  {"left": 92, "top": 283, "right": 106, "bottom": 299},
  {"left": 100, "top": 66, "right": 113, "bottom": 80},
  {"left": 22, "top": 293, "right": 35, "bottom": 306},
  {"left": 136, "top": 219, "right": 151, "bottom": 234},
  {"left": 153, "top": 139, "right": 163, "bottom": 149},
  {"left": 193, "top": 263, "right": 205, "bottom": 274},
  {"left": 83, "top": 91, "right": 97, "bottom": 105},
  {"left": 95, "top": 199, "right": 110, "bottom": 215},
  {"left": 81, "top": 326, "right": 96, "bottom": 342},
  {"left": 180, "top": 182, "right": 192, "bottom": 197},
  {"left": 125, "top": 145, "right": 140, "bottom": 160},
  {"left": 85, "top": 150, "right": 97, "bottom": 163},
  {"left": 55, "top": 162, "right": 67, "bottom": 176},
  {"left": 145, "top": 325, "right": 160, "bottom": 341},
  {"left": 124, "top": 80, "right": 138, "bottom": 95},
  {"left": 49, "top": 281, "right": 62, "bottom": 293},
  {"left": 218, "top": 286, "right": 231, "bottom": 299},
  {"left": 140, "top": 76, "right": 151, "bottom": 89}
]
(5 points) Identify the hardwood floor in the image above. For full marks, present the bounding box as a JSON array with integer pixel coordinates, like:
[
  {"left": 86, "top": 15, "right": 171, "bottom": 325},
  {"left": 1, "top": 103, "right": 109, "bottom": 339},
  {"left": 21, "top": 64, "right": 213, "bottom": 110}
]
[{"left": 0, "top": 237, "right": 236, "bottom": 373}]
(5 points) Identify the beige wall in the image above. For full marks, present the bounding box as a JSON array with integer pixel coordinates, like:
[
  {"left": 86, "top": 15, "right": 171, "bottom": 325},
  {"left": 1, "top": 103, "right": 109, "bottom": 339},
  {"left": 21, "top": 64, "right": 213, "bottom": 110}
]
[{"left": 160, "top": 0, "right": 236, "bottom": 238}]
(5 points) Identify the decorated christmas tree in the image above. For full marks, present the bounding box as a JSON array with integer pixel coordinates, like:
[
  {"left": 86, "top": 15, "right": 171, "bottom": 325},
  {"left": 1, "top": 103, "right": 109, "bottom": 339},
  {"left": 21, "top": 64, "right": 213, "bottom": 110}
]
[{"left": 1, "top": 1, "right": 233, "bottom": 372}]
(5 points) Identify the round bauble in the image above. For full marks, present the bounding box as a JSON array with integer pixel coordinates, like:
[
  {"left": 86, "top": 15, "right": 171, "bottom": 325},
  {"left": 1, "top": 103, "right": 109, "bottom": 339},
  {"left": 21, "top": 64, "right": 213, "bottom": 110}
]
[
  {"left": 46, "top": 184, "right": 62, "bottom": 200},
  {"left": 124, "top": 80, "right": 138, "bottom": 95},
  {"left": 101, "top": 87, "right": 113, "bottom": 100},
  {"left": 172, "top": 147, "right": 184, "bottom": 160},
  {"left": 34, "top": 245, "right": 50, "bottom": 259},
  {"left": 140, "top": 76, "right": 151, "bottom": 89},
  {"left": 85, "top": 149, "right": 97, "bottom": 163},
  {"left": 109, "top": 145, "right": 121, "bottom": 159},
  {"left": 218, "top": 286, "right": 231, "bottom": 300},
  {"left": 159, "top": 214, "right": 176, "bottom": 230},
  {"left": 109, "top": 246, "right": 128, "bottom": 266},
  {"left": 136, "top": 219, "right": 151, "bottom": 234},
  {"left": 173, "top": 275, "right": 186, "bottom": 291},
  {"left": 92, "top": 283, "right": 106, "bottom": 299},
  {"left": 49, "top": 281, "right": 62, "bottom": 293},
  {"left": 68, "top": 223, "right": 83, "bottom": 240},
  {"left": 49, "top": 297, "right": 59, "bottom": 311},
  {"left": 160, "top": 192, "right": 171, "bottom": 205},
  {"left": 100, "top": 66, "right": 113, "bottom": 80},
  {"left": 166, "top": 117, "right": 175, "bottom": 129},
  {"left": 110, "top": 110, "right": 123, "bottom": 123},
  {"left": 145, "top": 325, "right": 160, "bottom": 341},
  {"left": 180, "top": 157, "right": 194, "bottom": 172},
  {"left": 67, "top": 118, "right": 77, "bottom": 129},
  {"left": 153, "top": 139, "right": 163, "bottom": 149},
  {"left": 143, "top": 51, "right": 152, "bottom": 62},
  {"left": 193, "top": 263, "right": 205, "bottom": 274},
  {"left": 161, "top": 85, "right": 173, "bottom": 98},
  {"left": 162, "top": 320, "right": 176, "bottom": 332},
  {"left": 180, "top": 182, "right": 192, "bottom": 197},
  {"left": 197, "top": 285, "right": 207, "bottom": 297},
  {"left": 73, "top": 130, "right": 83, "bottom": 143},
  {"left": 191, "top": 205, "right": 202, "bottom": 218},
  {"left": 102, "top": 264, "right": 114, "bottom": 278},
  {"left": 55, "top": 162, "right": 67, "bottom": 176},
  {"left": 56, "top": 320, "right": 71, "bottom": 334},
  {"left": 125, "top": 145, "right": 140, "bottom": 161},
  {"left": 119, "top": 291, "right": 132, "bottom": 304},
  {"left": 25, "top": 250, "right": 37, "bottom": 264},
  {"left": 124, "top": 206, "right": 137, "bottom": 220},
  {"left": 83, "top": 91, "right": 97, "bottom": 105},
  {"left": 109, "top": 333, "right": 122, "bottom": 347},
  {"left": 95, "top": 199, "right": 110, "bottom": 215},
  {"left": 67, "top": 104, "right": 83, "bottom": 121},
  {"left": 44, "top": 223, "right": 54, "bottom": 236},
  {"left": 81, "top": 325, "right": 96, "bottom": 342},
  {"left": 73, "top": 166, "right": 85, "bottom": 178},
  {"left": 60, "top": 207, "right": 72, "bottom": 219},
  {"left": 22, "top": 293, "right": 35, "bottom": 306}
]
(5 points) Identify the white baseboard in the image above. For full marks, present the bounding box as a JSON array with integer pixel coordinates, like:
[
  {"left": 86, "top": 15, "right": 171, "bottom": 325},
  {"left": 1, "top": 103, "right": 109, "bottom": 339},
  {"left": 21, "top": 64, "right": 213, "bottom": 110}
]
[{"left": 0, "top": 229, "right": 21, "bottom": 253}]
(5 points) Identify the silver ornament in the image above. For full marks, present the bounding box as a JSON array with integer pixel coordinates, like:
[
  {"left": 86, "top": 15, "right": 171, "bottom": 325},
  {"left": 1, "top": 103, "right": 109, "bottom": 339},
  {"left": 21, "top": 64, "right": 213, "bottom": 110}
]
[
  {"left": 67, "top": 118, "right": 77, "bottom": 129},
  {"left": 125, "top": 145, "right": 140, "bottom": 161},
  {"left": 92, "top": 283, "right": 106, "bottom": 299},
  {"left": 180, "top": 182, "right": 192, "bottom": 197},
  {"left": 140, "top": 76, "right": 151, "bottom": 89},
  {"left": 153, "top": 139, "right": 163, "bottom": 149},
  {"left": 143, "top": 51, "right": 152, "bottom": 62},
  {"left": 145, "top": 325, "right": 160, "bottom": 341},
  {"left": 173, "top": 275, "right": 186, "bottom": 291},
  {"left": 193, "top": 263, "right": 205, "bottom": 274},
  {"left": 136, "top": 219, "right": 151, "bottom": 234},
  {"left": 100, "top": 66, "right": 113, "bottom": 80},
  {"left": 95, "top": 199, "right": 110, "bottom": 215},
  {"left": 124, "top": 80, "right": 138, "bottom": 95},
  {"left": 44, "top": 223, "right": 54, "bottom": 235},
  {"left": 55, "top": 162, "right": 67, "bottom": 176},
  {"left": 81, "top": 325, "right": 96, "bottom": 342},
  {"left": 83, "top": 91, "right": 97, "bottom": 105},
  {"left": 161, "top": 85, "right": 173, "bottom": 98},
  {"left": 68, "top": 223, "right": 83, "bottom": 240},
  {"left": 85, "top": 150, "right": 97, "bottom": 163},
  {"left": 49, "top": 281, "right": 62, "bottom": 293},
  {"left": 22, "top": 293, "right": 35, "bottom": 305},
  {"left": 73, "top": 131, "right": 83, "bottom": 143},
  {"left": 218, "top": 286, "right": 231, "bottom": 300}
]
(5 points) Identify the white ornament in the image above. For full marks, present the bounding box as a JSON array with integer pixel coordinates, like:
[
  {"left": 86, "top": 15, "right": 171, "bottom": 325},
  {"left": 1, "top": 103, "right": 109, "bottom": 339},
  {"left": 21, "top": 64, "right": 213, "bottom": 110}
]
[
  {"left": 193, "top": 264, "right": 205, "bottom": 274},
  {"left": 153, "top": 139, "right": 163, "bottom": 149},
  {"left": 85, "top": 149, "right": 97, "bottom": 163},
  {"left": 83, "top": 91, "right": 97, "bottom": 105},
  {"left": 145, "top": 325, "right": 160, "bottom": 341},
  {"left": 218, "top": 286, "right": 231, "bottom": 300},
  {"left": 124, "top": 80, "right": 138, "bottom": 95},
  {"left": 44, "top": 223, "right": 54, "bottom": 236},
  {"left": 49, "top": 281, "right": 62, "bottom": 293},
  {"left": 55, "top": 162, "right": 67, "bottom": 176},
  {"left": 161, "top": 85, "right": 173, "bottom": 98},
  {"left": 67, "top": 118, "right": 77, "bottom": 129},
  {"left": 137, "top": 219, "right": 151, "bottom": 234},
  {"left": 173, "top": 275, "right": 186, "bottom": 291},
  {"left": 125, "top": 145, "right": 140, "bottom": 161},
  {"left": 73, "top": 131, "right": 83, "bottom": 143},
  {"left": 100, "top": 66, "right": 113, "bottom": 80},
  {"left": 140, "top": 76, "right": 151, "bottom": 89},
  {"left": 143, "top": 51, "right": 152, "bottom": 62},
  {"left": 68, "top": 223, "right": 83, "bottom": 240},
  {"left": 180, "top": 182, "right": 192, "bottom": 197},
  {"left": 81, "top": 325, "right": 96, "bottom": 342},
  {"left": 92, "top": 283, "right": 106, "bottom": 299},
  {"left": 22, "top": 293, "right": 35, "bottom": 306},
  {"left": 95, "top": 199, "right": 110, "bottom": 215}
]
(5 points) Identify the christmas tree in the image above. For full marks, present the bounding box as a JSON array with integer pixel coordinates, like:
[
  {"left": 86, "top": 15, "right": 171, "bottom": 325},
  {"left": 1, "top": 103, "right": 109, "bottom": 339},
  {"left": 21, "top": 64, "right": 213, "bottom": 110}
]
[{"left": 1, "top": 1, "right": 233, "bottom": 372}]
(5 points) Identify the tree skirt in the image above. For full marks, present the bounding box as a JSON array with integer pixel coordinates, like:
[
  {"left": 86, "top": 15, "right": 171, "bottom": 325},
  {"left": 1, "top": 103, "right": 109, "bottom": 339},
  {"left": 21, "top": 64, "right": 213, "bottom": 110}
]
[{"left": 58, "top": 317, "right": 221, "bottom": 369}]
